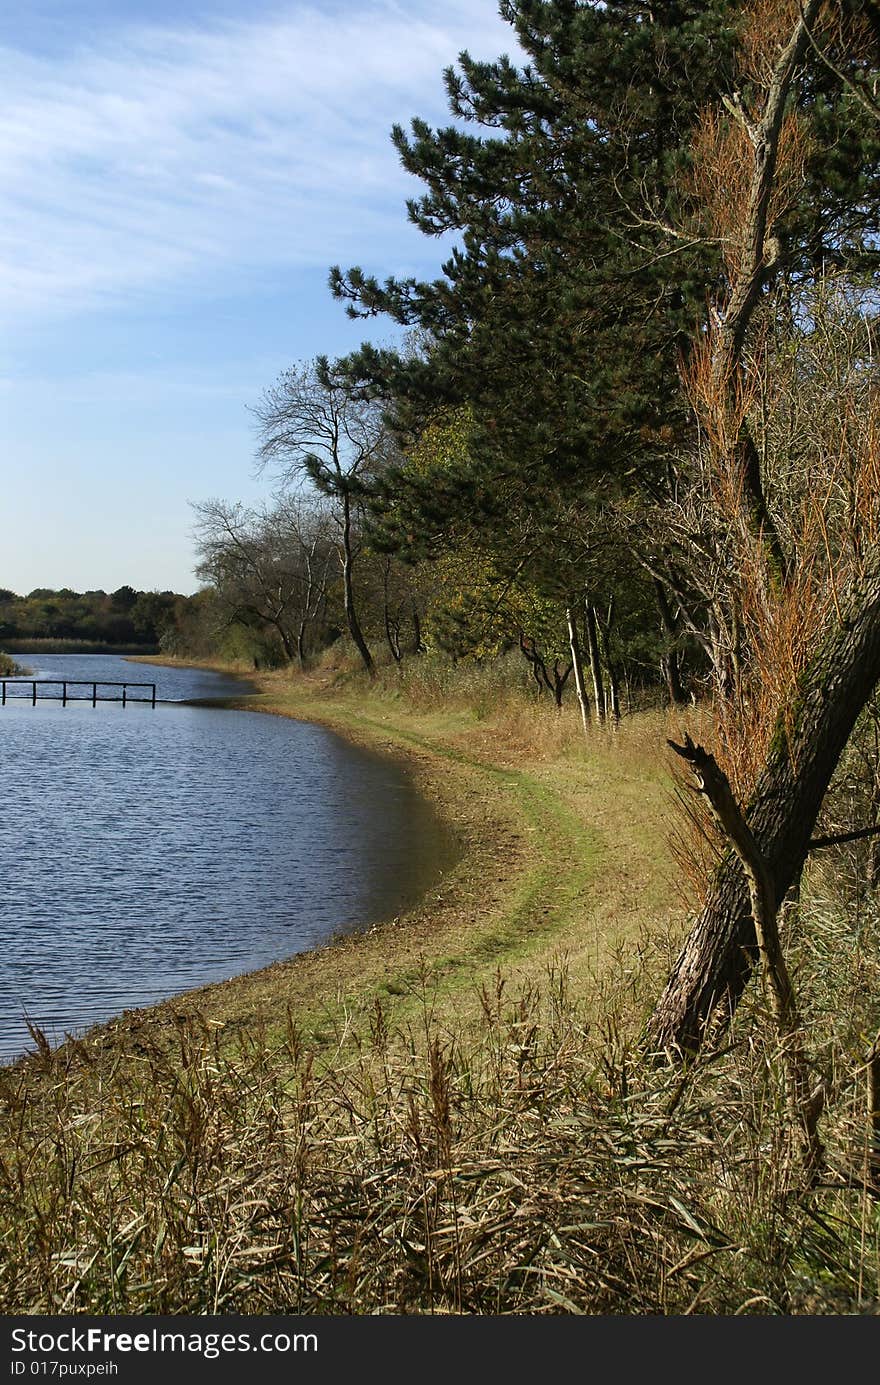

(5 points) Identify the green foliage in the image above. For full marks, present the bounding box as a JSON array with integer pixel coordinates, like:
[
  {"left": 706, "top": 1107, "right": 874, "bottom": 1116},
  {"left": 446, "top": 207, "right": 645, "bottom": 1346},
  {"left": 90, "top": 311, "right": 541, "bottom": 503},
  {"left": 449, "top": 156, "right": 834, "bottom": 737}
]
[
  {"left": 329, "top": 0, "right": 879, "bottom": 708},
  {"left": 0, "top": 588, "right": 181, "bottom": 648},
  {"left": 331, "top": 2, "right": 740, "bottom": 505}
]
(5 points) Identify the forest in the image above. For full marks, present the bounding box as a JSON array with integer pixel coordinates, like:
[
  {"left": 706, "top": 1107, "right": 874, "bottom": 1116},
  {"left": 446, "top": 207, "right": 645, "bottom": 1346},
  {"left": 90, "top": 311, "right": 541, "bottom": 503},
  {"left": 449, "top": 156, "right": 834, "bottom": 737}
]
[{"left": 0, "top": 585, "right": 181, "bottom": 649}]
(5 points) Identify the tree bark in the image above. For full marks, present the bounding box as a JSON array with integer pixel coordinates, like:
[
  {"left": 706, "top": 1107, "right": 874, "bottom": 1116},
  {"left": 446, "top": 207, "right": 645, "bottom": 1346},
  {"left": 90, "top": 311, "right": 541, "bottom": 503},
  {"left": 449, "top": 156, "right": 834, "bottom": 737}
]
[
  {"left": 519, "top": 632, "right": 548, "bottom": 695},
  {"left": 566, "top": 605, "right": 591, "bottom": 735},
  {"left": 625, "top": 0, "right": 861, "bottom": 1064},
  {"left": 648, "top": 559, "right": 880, "bottom": 1055},
  {"left": 707, "top": 0, "right": 822, "bottom": 590},
  {"left": 585, "top": 600, "right": 606, "bottom": 725},
  {"left": 341, "top": 492, "right": 374, "bottom": 676},
  {"left": 596, "top": 599, "right": 621, "bottom": 725},
  {"left": 552, "top": 659, "right": 573, "bottom": 710},
  {"left": 668, "top": 735, "right": 824, "bottom": 1172},
  {"left": 272, "top": 620, "right": 295, "bottom": 663},
  {"left": 654, "top": 578, "right": 688, "bottom": 706}
]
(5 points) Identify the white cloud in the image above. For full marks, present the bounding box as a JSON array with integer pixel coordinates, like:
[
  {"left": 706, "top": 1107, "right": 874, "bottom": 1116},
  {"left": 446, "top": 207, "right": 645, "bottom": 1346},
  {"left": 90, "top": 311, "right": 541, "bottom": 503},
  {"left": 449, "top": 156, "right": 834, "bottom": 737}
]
[{"left": 0, "top": 1, "right": 517, "bottom": 322}]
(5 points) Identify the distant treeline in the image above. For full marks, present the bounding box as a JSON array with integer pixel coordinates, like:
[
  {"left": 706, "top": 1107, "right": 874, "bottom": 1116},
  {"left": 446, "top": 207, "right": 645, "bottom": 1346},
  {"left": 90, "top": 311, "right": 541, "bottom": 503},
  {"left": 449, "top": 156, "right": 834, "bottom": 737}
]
[{"left": 0, "top": 586, "right": 186, "bottom": 650}]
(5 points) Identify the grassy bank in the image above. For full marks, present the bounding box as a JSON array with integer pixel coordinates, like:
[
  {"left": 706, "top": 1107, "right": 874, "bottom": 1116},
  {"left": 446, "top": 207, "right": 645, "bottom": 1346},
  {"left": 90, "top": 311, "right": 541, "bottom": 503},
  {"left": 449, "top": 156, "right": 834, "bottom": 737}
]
[
  {"left": 114, "top": 655, "right": 682, "bottom": 1048},
  {"left": 2, "top": 659, "right": 878, "bottom": 1313}
]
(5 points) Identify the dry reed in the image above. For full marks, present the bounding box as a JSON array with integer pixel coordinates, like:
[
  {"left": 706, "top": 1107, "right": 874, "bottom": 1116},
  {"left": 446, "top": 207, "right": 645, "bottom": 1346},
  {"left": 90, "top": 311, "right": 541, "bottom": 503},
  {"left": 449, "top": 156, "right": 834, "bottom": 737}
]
[{"left": 2, "top": 915, "right": 878, "bottom": 1316}]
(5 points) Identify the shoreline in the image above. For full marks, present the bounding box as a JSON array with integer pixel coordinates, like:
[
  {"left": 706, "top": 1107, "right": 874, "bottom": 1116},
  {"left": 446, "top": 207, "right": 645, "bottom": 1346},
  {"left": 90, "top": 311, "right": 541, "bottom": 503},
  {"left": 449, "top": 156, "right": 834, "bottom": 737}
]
[
  {"left": 5, "top": 661, "right": 568, "bottom": 1066},
  {"left": 8, "top": 656, "right": 679, "bottom": 1070}
]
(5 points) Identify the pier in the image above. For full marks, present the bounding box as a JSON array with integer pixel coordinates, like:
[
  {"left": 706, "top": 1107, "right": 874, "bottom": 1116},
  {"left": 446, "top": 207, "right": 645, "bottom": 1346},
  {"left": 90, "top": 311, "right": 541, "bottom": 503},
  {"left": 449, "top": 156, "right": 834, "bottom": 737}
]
[{"left": 0, "top": 679, "right": 157, "bottom": 707}]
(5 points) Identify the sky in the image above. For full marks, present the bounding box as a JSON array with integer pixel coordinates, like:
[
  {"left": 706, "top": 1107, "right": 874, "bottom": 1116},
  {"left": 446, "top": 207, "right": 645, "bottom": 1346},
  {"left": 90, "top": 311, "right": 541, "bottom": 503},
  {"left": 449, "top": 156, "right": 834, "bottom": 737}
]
[{"left": 1, "top": 0, "right": 518, "bottom": 596}]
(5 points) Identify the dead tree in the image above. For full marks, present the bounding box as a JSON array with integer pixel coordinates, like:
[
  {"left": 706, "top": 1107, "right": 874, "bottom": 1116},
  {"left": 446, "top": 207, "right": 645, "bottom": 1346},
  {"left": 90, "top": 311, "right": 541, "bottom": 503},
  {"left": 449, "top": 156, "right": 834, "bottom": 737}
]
[
  {"left": 668, "top": 734, "right": 824, "bottom": 1173},
  {"left": 649, "top": 557, "right": 880, "bottom": 1054},
  {"left": 519, "top": 633, "right": 573, "bottom": 709},
  {"left": 646, "top": 0, "right": 878, "bottom": 1052}
]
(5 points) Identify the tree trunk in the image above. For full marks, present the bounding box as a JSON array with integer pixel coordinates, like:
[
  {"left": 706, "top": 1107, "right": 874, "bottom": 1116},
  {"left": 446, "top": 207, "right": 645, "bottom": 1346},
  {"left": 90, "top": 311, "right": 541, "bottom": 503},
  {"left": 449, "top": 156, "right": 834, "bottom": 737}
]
[
  {"left": 552, "top": 659, "right": 573, "bottom": 710},
  {"left": 607, "top": 668, "right": 621, "bottom": 724},
  {"left": 295, "top": 538, "right": 328, "bottom": 671},
  {"left": 383, "top": 562, "right": 402, "bottom": 664},
  {"left": 566, "top": 605, "right": 591, "bottom": 735},
  {"left": 384, "top": 611, "right": 402, "bottom": 663},
  {"left": 654, "top": 578, "right": 688, "bottom": 706},
  {"left": 341, "top": 494, "right": 374, "bottom": 677},
  {"left": 662, "top": 650, "right": 686, "bottom": 708},
  {"left": 519, "top": 632, "right": 551, "bottom": 697},
  {"left": 648, "top": 560, "right": 880, "bottom": 1056},
  {"left": 272, "top": 618, "right": 295, "bottom": 664},
  {"left": 670, "top": 736, "right": 825, "bottom": 1170},
  {"left": 596, "top": 598, "right": 621, "bottom": 725},
  {"left": 411, "top": 603, "right": 425, "bottom": 655},
  {"left": 585, "top": 600, "right": 606, "bottom": 725}
]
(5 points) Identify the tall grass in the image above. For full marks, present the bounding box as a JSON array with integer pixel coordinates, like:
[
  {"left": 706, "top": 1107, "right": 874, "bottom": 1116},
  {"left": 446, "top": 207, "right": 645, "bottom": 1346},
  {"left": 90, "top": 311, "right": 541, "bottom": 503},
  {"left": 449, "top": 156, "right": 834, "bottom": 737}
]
[
  {"left": 309, "top": 647, "right": 670, "bottom": 768},
  {"left": 0, "top": 651, "right": 23, "bottom": 676},
  {"left": 2, "top": 640, "right": 158, "bottom": 655},
  {"left": 3, "top": 918, "right": 878, "bottom": 1314}
]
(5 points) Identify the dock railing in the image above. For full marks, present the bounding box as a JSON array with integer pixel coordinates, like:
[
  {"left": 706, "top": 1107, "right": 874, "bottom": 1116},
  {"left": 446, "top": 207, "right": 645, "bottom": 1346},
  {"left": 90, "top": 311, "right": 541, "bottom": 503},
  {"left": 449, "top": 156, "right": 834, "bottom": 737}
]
[{"left": 0, "top": 679, "right": 157, "bottom": 707}]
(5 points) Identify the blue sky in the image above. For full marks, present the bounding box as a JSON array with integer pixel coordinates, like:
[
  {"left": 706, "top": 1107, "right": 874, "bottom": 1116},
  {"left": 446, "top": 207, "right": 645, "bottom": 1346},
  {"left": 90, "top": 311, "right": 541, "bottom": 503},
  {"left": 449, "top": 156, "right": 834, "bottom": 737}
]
[{"left": 1, "top": 1, "right": 517, "bottom": 596}]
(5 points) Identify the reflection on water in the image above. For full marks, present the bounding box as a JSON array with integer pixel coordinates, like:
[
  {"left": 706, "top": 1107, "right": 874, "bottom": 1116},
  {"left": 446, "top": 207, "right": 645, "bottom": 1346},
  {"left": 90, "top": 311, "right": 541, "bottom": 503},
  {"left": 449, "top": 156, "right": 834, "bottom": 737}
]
[{"left": 0, "top": 656, "right": 452, "bottom": 1062}]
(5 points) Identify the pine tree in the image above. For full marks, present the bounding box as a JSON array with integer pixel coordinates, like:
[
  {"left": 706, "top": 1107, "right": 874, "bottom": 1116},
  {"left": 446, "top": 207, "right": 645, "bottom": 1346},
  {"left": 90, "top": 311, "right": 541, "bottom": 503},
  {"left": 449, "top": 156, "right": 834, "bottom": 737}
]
[{"left": 329, "top": 0, "right": 880, "bottom": 1050}]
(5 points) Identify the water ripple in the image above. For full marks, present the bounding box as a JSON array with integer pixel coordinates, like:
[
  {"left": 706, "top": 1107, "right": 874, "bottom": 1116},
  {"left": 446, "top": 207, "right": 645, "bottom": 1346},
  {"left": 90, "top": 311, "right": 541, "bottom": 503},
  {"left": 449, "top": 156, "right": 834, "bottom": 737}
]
[{"left": 0, "top": 656, "right": 449, "bottom": 1061}]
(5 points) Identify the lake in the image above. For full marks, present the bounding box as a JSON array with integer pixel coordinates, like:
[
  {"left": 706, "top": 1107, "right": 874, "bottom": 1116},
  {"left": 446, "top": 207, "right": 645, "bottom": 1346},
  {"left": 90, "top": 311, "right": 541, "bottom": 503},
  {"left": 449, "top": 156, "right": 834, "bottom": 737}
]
[{"left": 0, "top": 654, "right": 453, "bottom": 1062}]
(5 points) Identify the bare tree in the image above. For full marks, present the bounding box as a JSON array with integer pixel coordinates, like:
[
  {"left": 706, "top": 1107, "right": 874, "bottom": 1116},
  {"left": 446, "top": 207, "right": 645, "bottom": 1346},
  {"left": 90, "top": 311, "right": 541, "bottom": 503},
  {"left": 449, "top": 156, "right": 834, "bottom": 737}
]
[
  {"left": 649, "top": 271, "right": 880, "bottom": 1054},
  {"left": 192, "top": 497, "right": 334, "bottom": 666},
  {"left": 252, "top": 357, "right": 393, "bottom": 676}
]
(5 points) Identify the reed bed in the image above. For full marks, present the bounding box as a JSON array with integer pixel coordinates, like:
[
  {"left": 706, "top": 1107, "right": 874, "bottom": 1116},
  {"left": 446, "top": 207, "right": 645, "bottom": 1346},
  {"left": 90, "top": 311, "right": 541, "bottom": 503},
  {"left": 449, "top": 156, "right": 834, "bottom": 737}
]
[{"left": 2, "top": 921, "right": 878, "bottom": 1315}]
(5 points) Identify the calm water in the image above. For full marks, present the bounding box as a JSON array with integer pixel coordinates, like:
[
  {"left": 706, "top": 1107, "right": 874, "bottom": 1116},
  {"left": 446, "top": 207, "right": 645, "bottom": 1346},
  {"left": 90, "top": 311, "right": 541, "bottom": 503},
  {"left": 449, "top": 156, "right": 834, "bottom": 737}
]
[
  {"left": 0, "top": 655, "right": 452, "bottom": 1062},
  {"left": 2, "top": 651, "right": 254, "bottom": 703}
]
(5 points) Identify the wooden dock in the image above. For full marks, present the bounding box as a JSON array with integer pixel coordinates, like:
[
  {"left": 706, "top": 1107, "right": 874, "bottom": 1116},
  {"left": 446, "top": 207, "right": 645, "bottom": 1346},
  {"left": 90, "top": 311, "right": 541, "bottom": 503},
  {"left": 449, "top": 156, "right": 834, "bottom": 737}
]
[{"left": 0, "top": 679, "right": 157, "bottom": 707}]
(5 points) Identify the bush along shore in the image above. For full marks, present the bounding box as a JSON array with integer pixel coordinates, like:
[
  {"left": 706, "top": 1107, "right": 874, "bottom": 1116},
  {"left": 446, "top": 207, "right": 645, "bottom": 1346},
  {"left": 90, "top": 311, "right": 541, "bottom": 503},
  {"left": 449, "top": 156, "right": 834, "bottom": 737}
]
[
  {"left": 0, "top": 651, "right": 24, "bottom": 676},
  {"left": 1, "top": 659, "right": 879, "bottom": 1314}
]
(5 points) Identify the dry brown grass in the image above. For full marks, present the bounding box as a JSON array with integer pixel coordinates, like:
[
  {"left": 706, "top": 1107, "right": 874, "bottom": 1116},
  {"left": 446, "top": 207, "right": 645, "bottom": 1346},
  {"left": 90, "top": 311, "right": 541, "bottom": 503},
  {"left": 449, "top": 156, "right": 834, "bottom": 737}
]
[{"left": 3, "top": 929, "right": 879, "bottom": 1315}]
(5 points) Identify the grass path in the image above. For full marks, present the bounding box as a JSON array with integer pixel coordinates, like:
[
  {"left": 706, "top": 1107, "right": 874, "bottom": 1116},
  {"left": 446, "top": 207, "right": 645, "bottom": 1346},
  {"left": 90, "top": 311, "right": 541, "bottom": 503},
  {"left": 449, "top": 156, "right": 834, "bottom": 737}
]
[
  {"left": 3, "top": 659, "right": 684, "bottom": 1072},
  {"left": 83, "top": 668, "right": 683, "bottom": 1059}
]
